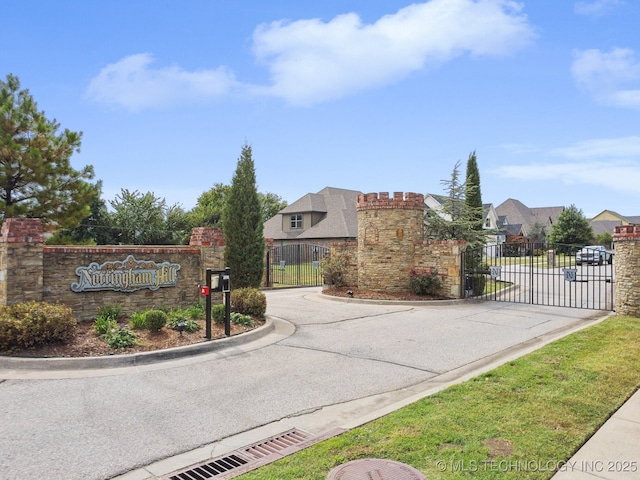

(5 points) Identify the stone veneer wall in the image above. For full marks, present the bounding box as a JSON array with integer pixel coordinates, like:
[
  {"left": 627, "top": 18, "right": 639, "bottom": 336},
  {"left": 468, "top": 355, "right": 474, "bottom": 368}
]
[
  {"left": 0, "top": 218, "right": 45, "bottom": 305},
  {"left": 328, "top": 241, "right": 358, "bottom": 287},
  {"left": 613, "top": 225, "right": 640, "bottom": 316},
  {"left": 354, "top": 192, "right": 465, "bottom": 296},
  {"left": 0, "top": 219, "right": 225, "bottom": 322},
  {"left": 357, "top": 192, "right": 425, "bottom": 292},
  {"left": 413, "top": 240, "right": 466, "bottom": 298}
]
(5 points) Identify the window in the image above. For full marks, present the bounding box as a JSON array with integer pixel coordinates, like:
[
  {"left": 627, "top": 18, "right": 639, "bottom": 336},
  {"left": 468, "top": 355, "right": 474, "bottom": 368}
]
[{"left": 290, "top": 214, "right": 303, "bottom": 229}]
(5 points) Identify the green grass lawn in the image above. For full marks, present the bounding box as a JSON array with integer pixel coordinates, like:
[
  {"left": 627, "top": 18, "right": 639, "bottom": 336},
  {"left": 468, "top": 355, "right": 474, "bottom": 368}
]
[{"left": 238, "top": 316, "right": 640, "bottom": 479}]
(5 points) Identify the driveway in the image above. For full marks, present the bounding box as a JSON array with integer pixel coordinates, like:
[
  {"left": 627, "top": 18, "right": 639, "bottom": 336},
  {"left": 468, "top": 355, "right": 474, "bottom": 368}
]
[{"left": 0, "top": 287, "right": 606, "bottom": 480}]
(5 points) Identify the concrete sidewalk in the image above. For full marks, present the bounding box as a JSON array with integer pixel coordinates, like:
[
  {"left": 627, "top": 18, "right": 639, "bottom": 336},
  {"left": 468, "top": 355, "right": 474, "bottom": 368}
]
[{"left": 550, "top": 388, "right": 640, "bottom": 480}]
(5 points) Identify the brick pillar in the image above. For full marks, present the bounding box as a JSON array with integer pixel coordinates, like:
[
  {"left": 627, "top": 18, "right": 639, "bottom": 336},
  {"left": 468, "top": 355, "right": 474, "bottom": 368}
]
[
  {"left": 613, "top": 225, "right": 640, "bottom": 316},
  {"left": 0, "top": 218, "right": 45, "bottom": 305},
  {"left": 189, "top": 227, "right": 225, "bottom": 286}
]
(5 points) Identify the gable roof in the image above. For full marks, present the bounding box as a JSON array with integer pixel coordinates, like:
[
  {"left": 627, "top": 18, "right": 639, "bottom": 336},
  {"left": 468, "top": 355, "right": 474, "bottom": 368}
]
[
  {"left": 263, "top": 187, "right": 361, "bottom": 241},
  {"left": 495, "top": 198, "right": 564, "bottom": 236}
]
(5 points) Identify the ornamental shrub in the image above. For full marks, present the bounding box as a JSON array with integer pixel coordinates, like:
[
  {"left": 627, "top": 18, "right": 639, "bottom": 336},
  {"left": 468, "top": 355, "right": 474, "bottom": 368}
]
[
  {"left": 144, "top": 310, "right": 168, "bottom": 332},
  {"left": 231, "top": 287, "right": 266, "bottom": 319},
  {"left": 471, "top": 274, "right": 486, "bottom": 297},
  {"left": 0, "top": 302, "right": 76, "bottom": 351},
  {"left": 212, "top": 304, "right": 226, "bottom": 324},
  {"left": 408, "top": 267, "right": 443, "bottom": 296},
  {"left": 321, "top": 251, "right": 351, "bottom": 286}
]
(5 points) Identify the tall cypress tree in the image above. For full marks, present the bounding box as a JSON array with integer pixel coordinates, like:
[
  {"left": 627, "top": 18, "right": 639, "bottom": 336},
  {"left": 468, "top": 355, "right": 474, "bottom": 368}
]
[
  {"left": 464, "top": 151, "right": 484, "bottom": 243},
  {"left": 222, "top": 143, "right": 265, "bottom": 288}
]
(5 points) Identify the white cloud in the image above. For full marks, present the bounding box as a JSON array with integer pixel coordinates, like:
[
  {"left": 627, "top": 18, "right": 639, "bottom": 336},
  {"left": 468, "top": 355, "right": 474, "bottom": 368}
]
[
  {"left": 253, "top": 0, "right": 535, "bottom": 105},
  {"left": 86, "top": 0, "right": 535, "bottom": 109},
  {"left": 572, "top": 48, "right": 640, "bottom": 109},
  {"left": 550, "top": 136, "right": 640, "bottom": 158},
  {"left": 85, "top": 53, "right": 239, "bottom": 111},
  {"left": 574, "top": 0, "right": 623, "bottom": 17},
  {"left": 493, "top": 137, "right": 640, "bottom": 194}
]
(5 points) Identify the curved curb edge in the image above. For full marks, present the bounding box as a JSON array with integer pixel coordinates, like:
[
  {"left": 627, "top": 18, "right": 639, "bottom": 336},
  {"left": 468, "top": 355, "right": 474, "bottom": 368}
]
[{"left": 0, "top": 317, "right": 276, "bottom": 371}]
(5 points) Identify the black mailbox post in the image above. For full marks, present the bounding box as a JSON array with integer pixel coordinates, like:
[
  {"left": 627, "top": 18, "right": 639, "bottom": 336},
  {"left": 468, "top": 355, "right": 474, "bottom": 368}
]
[{"left": 202, "top": 267, "right": 231, "bottom": 339}]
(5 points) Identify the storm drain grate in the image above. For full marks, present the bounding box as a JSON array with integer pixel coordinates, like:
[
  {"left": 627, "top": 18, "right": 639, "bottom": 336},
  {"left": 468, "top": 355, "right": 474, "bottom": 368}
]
[
  {"left": 243, "top": 429, "right": 310, "bottom": 458},
  {"left": 169, "top": 453, "right": 251, "bottom": 479},
  {"left": 167, "top": 429, "right": 311, "bottom": 480}
]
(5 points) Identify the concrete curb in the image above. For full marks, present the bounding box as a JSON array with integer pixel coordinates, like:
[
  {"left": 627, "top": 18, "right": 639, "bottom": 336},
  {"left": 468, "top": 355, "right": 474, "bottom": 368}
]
[
  {"left": 317, "top": 291, "right": 477, "bottom": 306},
  {"left": 0, "top": 316, "right": 276, "bottom": 371}
]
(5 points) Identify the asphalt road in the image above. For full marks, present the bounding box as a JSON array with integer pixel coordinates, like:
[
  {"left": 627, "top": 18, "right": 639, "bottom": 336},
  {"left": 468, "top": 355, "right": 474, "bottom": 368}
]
[{"left": 0, "top": 287, "right": 606, "bottom": 480}]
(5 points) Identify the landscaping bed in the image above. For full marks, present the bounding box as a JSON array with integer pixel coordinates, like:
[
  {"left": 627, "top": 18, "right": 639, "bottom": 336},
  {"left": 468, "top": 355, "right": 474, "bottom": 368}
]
[{"left": 2, "top": 318, "right": 264, "bottom": 358}]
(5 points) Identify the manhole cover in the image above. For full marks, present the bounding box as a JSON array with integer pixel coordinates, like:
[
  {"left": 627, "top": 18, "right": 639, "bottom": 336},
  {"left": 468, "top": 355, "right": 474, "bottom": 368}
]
[{"left": 327, "top": 458, "right": 426, "bottom": 479}]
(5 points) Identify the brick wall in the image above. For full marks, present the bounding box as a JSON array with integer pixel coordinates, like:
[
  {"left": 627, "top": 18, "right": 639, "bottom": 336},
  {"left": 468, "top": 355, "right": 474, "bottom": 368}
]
[{"left": 0, "top": 219, "right": 225, "bottom": 322}]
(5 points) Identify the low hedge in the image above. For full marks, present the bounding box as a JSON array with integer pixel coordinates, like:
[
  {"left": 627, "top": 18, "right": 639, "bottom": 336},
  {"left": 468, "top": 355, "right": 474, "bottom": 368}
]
[{"left": 0, "top": 302, "right": 76, "bottom": 352}]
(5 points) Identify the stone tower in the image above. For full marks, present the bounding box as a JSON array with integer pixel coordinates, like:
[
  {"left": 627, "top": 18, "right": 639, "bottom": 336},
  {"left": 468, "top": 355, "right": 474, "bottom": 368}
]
[{"left": 356, "top": 192, "right": 425, "bottom": 293}]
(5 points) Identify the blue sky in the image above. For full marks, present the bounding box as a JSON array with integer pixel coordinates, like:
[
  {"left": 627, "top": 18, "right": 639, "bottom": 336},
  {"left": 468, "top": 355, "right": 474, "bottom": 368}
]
[{"left": 2, "top": 0, "right": 640, "bottom": 218}]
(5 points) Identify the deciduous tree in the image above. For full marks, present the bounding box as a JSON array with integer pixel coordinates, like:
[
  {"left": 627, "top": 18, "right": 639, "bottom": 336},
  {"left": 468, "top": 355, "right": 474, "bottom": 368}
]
[{"left": 548, "top": 204, "right": 593, "bottom": 247}]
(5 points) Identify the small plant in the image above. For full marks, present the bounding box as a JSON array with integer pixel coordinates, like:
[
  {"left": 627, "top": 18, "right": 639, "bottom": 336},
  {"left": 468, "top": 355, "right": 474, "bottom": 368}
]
[
  {"left": 94, "top": 316, "right": 117, "bottom": 336},
  {"left": 408, "top": 267, "right": 443, "bottom": 296},
  {"left": 97, "top": 304, "right": 123, "bottom": 322},
  {"left": 129, "top": 311, "right": 147, "bottom": 330},
  {"left": 101, "top": 325, "right": 138, "bottom": 349},
  {"left": 321, "top": 251, "right": 351, "bottom": 286},
  {"left": 212, "top": 304, "right": 226, "bottom": 324},
  {"left": 185, "top": 303, "right": 205, "bottom": 319},
  {"left": 144, "top": 310, "right": 168, "bottom": 332},
  {"left": 166, "top": 311, "right": 201, "bottom": 333},
  {"left": 231, "top": 312, "right": 254, "bottom": 328}
]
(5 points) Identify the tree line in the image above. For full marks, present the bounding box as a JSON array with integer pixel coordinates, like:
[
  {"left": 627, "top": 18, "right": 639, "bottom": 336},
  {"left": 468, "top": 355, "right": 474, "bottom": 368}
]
[{"left": 0, "top": 74, "right": 286, "bottom": 248}]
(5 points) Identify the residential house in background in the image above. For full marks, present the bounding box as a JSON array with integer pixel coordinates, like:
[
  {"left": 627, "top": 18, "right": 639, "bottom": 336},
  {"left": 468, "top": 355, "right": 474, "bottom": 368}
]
[
  {"left": 589, "top": 210, "right": 640, "bottom": 237},
  {"left": 263, "top": 186, "right": 361, "bottom": 248},
  {"left": 495, "top": 198, "right": 565, "bottom": 241},
  {"left": 424, "top": 193, "right": 504, "bottom": 246}
]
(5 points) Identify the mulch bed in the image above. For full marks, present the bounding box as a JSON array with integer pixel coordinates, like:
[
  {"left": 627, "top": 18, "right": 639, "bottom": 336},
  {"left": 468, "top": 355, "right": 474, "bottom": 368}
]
[{"left": 322, "top": 286, "right": 451, "bottom": 301}]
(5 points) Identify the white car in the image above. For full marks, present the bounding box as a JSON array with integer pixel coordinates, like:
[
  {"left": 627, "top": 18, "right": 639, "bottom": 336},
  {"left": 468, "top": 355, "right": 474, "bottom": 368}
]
[{"left": 576, "top": 245, "right": 613, "bottom": 265}]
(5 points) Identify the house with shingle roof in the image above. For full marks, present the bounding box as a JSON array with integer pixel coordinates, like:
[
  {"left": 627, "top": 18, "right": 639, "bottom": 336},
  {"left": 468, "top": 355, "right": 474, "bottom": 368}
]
[
  {"left": 589, "top": 210, "right": 640, "bottom": 236},
  {"left": 424, "top": 193, "right": 505, "bottom": 247},
  {"left": 495, "top": 198, "right": 565, "bottom": 240},
  {"left": 263, "top": 186, "right": 361, "bottom": 247}
]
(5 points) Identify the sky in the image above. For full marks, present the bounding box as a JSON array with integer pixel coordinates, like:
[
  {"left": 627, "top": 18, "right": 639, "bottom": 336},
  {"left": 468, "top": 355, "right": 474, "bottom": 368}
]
[{"left": 2, "top": 0, "right": 640, "bottom": 219}]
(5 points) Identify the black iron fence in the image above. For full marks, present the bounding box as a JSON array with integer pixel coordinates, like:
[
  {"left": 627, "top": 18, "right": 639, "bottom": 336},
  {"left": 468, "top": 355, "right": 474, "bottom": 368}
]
[
  {"left": 461, "top": 243, "right": 614, "bottom": 311},
  {"left": 265, "top": 244, "right": 330, "bottom": 287}
]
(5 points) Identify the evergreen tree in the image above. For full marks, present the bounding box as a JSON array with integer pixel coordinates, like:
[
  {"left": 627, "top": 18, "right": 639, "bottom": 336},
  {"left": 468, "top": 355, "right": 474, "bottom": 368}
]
[
  {"left": 0, "top": 74, "right": 96, "bottom": 228},
  {"left": 464, "top": 151, "right": 485, "bottom": 246},
  {"left": 222, "top": 143, "right": 265, "bottom": 288},
  {"left": 548, "top": 204, "right": 593, "bottom": 248},
  {"left": 425, "top": 160, "right": 486, "bottom": 246}
]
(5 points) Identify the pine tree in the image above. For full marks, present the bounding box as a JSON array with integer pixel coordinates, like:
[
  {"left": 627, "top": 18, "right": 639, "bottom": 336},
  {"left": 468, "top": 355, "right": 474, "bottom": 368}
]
[
  {"left": 425, "top": 159, "right": 486, "bottom": 247},
  {"left": 222, "top": 143, "right": 265, "bottom": 288},
  {"left": 0, "top": 74, "right": 96, "bottom": 228}
]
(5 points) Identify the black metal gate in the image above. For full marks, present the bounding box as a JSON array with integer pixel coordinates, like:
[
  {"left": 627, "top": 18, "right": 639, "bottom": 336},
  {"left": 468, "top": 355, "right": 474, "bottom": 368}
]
[
  {"left": 461, "top": 243, "right": 614, "bottom": 311},
  {"left": 265, "top": 244, "right": 330, "bottom": 287}
]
